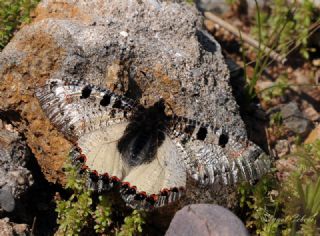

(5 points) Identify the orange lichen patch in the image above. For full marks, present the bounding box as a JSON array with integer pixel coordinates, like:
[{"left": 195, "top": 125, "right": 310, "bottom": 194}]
[
  {"left": 104, "top": 61, "right": 122, "bottom": 90},
  {"left": 136, "top": 65, "right": 185, "bottom": 116},
  {"left": 0, "top": 31, "right": 70, "bottom": 183},
  {"left": 33, "top": 2, "right": 91, "bottom": 23}
]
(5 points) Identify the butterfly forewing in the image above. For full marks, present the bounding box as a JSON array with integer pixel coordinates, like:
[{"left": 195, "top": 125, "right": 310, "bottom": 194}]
[{"left": 35, "top": 79, "right": 135, "bottom": 141}]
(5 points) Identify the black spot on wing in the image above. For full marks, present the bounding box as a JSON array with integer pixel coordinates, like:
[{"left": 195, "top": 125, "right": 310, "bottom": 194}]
[
  {"left": 100, "top": 94, "right": 111, "bottom": 106},
  {"left": 218, "top": 133, "right": 229, "bottom": 147},
  {"left": 80, "top": 86, "right": 92, "bottom": 99},
  {"left": 196, "top": 127, "right": 207, "bottom": 140}
]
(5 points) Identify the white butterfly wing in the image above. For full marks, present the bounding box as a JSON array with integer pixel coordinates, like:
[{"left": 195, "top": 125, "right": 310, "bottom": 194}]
[
  {"left": 77, "top": 127, "right": 186, "bottom": 209},
  {"left": 77, "top": 123, "right": 128, "bottom": 179},
  {"left": 122, "top": 135, "right": 186, "bottom": 193}
]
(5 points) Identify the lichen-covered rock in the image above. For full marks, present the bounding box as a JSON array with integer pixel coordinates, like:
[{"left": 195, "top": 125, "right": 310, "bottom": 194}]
[
  {"left": 165, "top": 204, "right": 249, "bottom": 236},
  {"left": 0, "top": 125, "right": 33, "bottom": 212},
  {"left": 0, "top": 0, "right": 269, "bottom": 207}
]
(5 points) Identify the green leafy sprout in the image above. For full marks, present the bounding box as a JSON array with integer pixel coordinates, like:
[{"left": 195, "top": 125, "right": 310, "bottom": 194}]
[
  {"left": 55, "top": 161, "right": 145, "bottom": 236},
  {"left": 241, "top": 0, "right": 319, "bottom": 102},
  {"left": 0, "top": 0, "right": 40, "bottom": 50}
]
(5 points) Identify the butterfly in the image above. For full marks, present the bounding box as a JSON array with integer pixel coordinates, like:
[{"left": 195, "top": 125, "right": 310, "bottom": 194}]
[{"left": 35, "top": 78, "right": 270, "bottom": 210}]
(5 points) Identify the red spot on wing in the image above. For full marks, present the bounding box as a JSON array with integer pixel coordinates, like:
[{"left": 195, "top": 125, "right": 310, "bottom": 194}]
[
  {"left": 121, "top": 182, "right": 130, "bottom": 187},
  {"left": 146, "top": 194, "right": 158, "bottom": 205},
  {"left": 111, "top": 176, "right": 121, "bottom": 183},
  {"left": 160, "top": 188, "right": 169, "bottom": 196},
  {"left": 77, "top": 154, "right": 87, "bottom": 162}
]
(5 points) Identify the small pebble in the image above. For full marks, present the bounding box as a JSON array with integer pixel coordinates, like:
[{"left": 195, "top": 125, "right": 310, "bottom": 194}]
[
  {"left": 305, "top": 125, "right": 320, "bottom": 144},
  {"left": 0, "top": 187, "right": 15, "bottom": 212},
  {"left": 166, "top": 204, "right": 248, "bottom": 236},
  {"left": 280, "top": 102, "right": 312, "bottom": 137},
  {"left": 275, "top": 139, "right": 290, "bottom": 157},
  {"left": 13, "top": 224, "right": 29, "bottom": 235}
]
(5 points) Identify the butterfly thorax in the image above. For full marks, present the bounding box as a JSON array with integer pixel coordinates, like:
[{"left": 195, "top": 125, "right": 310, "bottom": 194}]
[{"left": 117, "top": 100, "right": 170, "bottom": 167}]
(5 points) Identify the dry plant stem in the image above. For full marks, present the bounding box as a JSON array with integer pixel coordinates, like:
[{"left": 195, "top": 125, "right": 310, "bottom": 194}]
[
  {"left": 204, "top": 12, "right": 287, "bottom": 64},
  {"left": 265, "top": 127, "right": 274, "bottom": 158},
  {"left": 31, "top": 216, "right": 36, "bottom": 235},
  {"left": 258, "top": 83, "right": 320, "bottom": 95}
]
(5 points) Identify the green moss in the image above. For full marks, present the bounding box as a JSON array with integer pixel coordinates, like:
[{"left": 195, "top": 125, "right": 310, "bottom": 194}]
[
  {"left": 0, "top": 0, "right": 40, "bottom": 50},
  {"left": 260, "top": 75, "right": 289, "bottom": 103}
]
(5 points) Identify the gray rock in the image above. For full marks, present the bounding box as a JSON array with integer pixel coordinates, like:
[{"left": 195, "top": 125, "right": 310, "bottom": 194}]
[
  {"left": 274, "top": 139, "right": 290, "bottom": 158},
  {"left": 281, "top": 102, "right": 301, "bottom": 119},
  {"left": 0, "top": 127, "right": 33, "bottom": 212},
  {"left": 280, "top": 102, "right": 312, "bottom": 136},
  {"left": 166, "top": 204, "right": 249, "bottom": 236},
  {"left": 0, "top": 187, "right": 15, "bottom": 212}
]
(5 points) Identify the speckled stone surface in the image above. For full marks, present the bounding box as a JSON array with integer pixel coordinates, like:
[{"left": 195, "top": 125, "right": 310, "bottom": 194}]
[{"left": 0, "top": 125, "right": 33, "bottom": 212}]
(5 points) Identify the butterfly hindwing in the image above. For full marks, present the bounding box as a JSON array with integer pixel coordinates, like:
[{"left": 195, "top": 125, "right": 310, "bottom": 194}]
[
  {"left": 168, "top": 116, "right": 270, "bottom": 186},
  {"left": 77, "top": 123, "right": 128, "bottom": 179},
  {"left": 121, "top": 134, "right": 186, "bottom": 208},
  {"left": 73, "top": 124, "right": 186, "bottom": 209}
]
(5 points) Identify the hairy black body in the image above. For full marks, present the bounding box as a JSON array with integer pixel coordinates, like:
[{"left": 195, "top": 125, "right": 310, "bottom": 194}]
[{"left": 117, "top": 100, "right": 169, "bottom": 167}]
